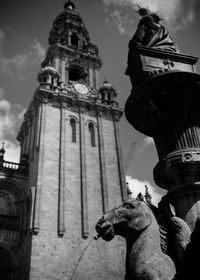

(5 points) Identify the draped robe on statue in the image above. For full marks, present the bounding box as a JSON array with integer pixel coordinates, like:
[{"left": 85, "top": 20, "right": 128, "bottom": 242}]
[{"left": 125, "top": 16, "right": 179, "bottom": 75}]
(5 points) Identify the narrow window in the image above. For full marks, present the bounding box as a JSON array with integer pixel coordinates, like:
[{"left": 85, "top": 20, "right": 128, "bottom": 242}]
[
  {"left": 89, "top": 123, "right": 95, "bottom": 147},
  {"left": 70, "top": 118, "right": 76, "bottom": 143},
  {"left": 107, "top": 93, "right": 111, "bottom": 105},
  {"left": 71, "top": 33, "right": 79, "bottom": 48}
]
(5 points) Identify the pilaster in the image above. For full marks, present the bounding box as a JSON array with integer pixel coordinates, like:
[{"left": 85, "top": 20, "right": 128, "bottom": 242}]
[
  {"left": 79, "top": 106, "right": 89, "bottom": 238},
  {"left": 112, "top": 111, "right": 127, "bottom": 201},
  {"left": 32, "top": 101, "right": 47, "bottom": 234},
  {"left": 58, "top": 103, "right": 66, "bottom": 236},
  {"left": 97, "top": 111, "right": 108, "bottom": 213},
  {"left": 61, "top": 60, "right": 66, "bottom": 84}
]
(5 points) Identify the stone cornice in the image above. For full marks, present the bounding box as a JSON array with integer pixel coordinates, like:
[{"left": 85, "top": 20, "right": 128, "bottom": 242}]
[
  {"left": 42, "top": 44, "right": 102, "bottom": 69},
  {"left": 17, "top": 86, "right": 123, "bottom": 139}
]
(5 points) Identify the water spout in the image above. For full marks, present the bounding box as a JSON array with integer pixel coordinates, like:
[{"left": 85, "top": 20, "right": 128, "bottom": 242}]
[{"left": 94, "top": 233, "right": 101, "bottom": 240}]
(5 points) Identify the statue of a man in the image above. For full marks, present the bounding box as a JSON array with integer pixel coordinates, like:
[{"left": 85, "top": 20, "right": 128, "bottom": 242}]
[{"left": 125, "top": 7, "right": 179, "bottom": 75}]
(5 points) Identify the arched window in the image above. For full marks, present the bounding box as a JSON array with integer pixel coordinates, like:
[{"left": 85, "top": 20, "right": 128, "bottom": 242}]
[
  {"left": 68, "top": 66, "right": 86, "bottom": 82},
  {"left": 71, "top": 33, "right": 79, "bottom": 48},
  {"left": 0, "top": 192, "right": 17, "bottom": 216},
  {"left": 70, "top": 118, "right": 76, "bottom": 143},
  {"left": 88, "top": 123, "right": 95, "bottom": 147}
]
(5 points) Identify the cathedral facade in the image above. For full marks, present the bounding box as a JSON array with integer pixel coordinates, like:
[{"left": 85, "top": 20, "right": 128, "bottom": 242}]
[{"left": 0, "top": 1, "right": 126, "bottom": 279}]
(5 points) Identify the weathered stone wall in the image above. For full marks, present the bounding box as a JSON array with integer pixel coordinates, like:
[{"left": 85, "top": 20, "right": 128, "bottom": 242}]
[{"left": 26, "top": 102, "right": 126, "bottom": 280}]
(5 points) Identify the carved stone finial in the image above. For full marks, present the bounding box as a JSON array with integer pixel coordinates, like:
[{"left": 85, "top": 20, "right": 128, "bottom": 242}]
[
  {"left": 101, "top": 78, "right": 112, "bottom": 88},
  {"left": 144, "top": 185, "right": 152, "bottom": 204},
  {"left": 0, "top": 142, "right": 5, "bottom": 161},
  {"left": 98, "top": 78, "right": 118, "bottom": 107},
  {"left": 126, "top": 182, "right": 132, "bottom": 200},
  {"left": 64, "top": 0, "right": 75, "bottom": 11}
]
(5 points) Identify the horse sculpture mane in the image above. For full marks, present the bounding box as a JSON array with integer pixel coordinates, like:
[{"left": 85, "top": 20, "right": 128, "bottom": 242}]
[{"left": 96, "top": 195, "right": 176, "bottom": 280}]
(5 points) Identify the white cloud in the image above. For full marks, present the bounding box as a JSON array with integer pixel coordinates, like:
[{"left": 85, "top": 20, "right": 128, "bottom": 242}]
[
  {"left": 31, "top": 39, "right": 46, "bottom": 62},
  {"left": 135, "top": 136, "right": 154, "bottom": 154},
  {"left": 126, "top": 175, "right": 163, "bottom": 206},
  {"left": 0, "top": 29, "right": 46, "bottom": 76},
  {"left": 102, "top": 0, "right": 195, "bottom": 34},
  {"left": 0, "top": 88, "right": 25, "bottom": 163},
  {"left": 0, "top": 54, "right": 29, "bottom": 75},
  {"left": 142, "top": 136, "right": 154, "bottom": 147},
  {"left": 3, "top": 141, "right": 20, "bottom": 163}
]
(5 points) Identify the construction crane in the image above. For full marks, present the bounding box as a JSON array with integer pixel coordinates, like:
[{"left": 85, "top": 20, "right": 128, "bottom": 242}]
[{"left": 124, "top": 141, "right": 137, "bottom": 173}]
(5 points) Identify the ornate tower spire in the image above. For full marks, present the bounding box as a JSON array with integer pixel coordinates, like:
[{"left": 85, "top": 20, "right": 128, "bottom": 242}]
[
  {"left": 42, "top": 1, "right": 102, "bottom": 91},
  {"left": 48, "top": 0, "right": 89, "bottom": 48}
]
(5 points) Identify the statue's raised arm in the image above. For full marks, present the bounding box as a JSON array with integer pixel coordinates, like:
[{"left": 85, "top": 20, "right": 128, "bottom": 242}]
[{"left": 125, "top": 7, "right": 179, "bottom": 76}]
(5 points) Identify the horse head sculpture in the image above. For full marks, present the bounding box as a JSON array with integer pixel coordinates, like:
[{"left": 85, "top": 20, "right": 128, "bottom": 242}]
[
  {"left": 96, "top": 194, "right": 176, "bottom": 280},
  {"left": 96, "top": 195, "right": 152, "bottom": 241}
]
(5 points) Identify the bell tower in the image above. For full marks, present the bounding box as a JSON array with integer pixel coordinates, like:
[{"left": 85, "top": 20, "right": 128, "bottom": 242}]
[
  {"left": 45, "top": 0, "right": 101, "bottom": 91},
  {"left": 17, "top": 1, "right": 126, "bottom": 279}
]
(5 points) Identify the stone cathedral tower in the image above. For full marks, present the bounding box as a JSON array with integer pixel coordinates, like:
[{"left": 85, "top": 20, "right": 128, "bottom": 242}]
[{"left": 3, "top": 1, "right": 127, "bottom": 279}]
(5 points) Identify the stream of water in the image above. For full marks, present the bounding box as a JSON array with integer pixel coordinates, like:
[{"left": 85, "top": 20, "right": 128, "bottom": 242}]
[{"left": 70, "top": 235, "right": 99, "bottom": 280}]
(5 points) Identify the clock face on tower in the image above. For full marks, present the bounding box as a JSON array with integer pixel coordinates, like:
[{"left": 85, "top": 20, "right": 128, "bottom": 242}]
[{"left": 73, "top": 82, "right": 89, "bottom": 95}]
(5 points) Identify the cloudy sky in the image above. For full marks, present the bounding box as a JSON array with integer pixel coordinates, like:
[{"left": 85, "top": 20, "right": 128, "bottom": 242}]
[{"left": 1, "top": 0, "right": 200, "bottom": 205}]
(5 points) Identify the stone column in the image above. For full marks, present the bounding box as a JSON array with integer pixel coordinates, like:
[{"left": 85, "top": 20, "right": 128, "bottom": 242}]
[
  {"left": 29, "top": 185, "right": 36, "bottom": 232},
  {"left": 33, "top": 101, "right": 47, "bottom": 234},
  {"left": 79, "top": 107, "right": 89, "bottom": 238},
  {"left": 31, "top": 115, "right": 37, "bottom": 161},
  {"left": 89, "top": 68, "right": 94, "bottom": 88},
  {"left": 97, "top": 111, "right": 109, "bottom": 213},
  {"left": 95, "top": 70, "right": 99, "bottom": 89},
  {"left": 54, "top": 57, "right": 60, "bottom": 72},
  {"left": 61, "top": 60, "right": 66, "bottom": 84},
  {"left": 112, "top": 111, "right": 127, "bottom": 201}
]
